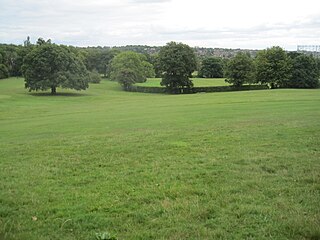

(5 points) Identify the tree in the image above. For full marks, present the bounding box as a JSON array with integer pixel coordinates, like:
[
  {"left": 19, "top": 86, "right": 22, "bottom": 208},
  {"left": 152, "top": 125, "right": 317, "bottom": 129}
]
[
  {"left": 225, "top": 52, "right": 255, "bottom": 87},
  {"left": 199, "top": 57, "right": 224, "bottom": 78},
  {"left": 0, "top": 64, "right": 9, "bottom": 79},
  {"left": 255, "top": 46, "right": 292, "bottom": 88},
  {"left": 110, "top": 51, "right": 154, "bottom": 89},
  {"left": 36, "top": 38, "right": 51, "bottom": 46},
  {"left": 287, "top": 54, "right": 319, "bottom": 88},
  {"left": 158, "top": 42, "right": 197, "bottom": 93},
  {"left": 88, "top": 69, "right": 102, "bottom": 84},
  {"left": 142, "top": 60, "right": 155, "bottom": 78},
  {"left": 23, "top": 43, "right": 89, "bottom": 94},
  {"left": 0, "top": 43, "right": 33, "bottom": 77},
  {"left": 84, "top": 48, "right": 119, "bottom": 77}
]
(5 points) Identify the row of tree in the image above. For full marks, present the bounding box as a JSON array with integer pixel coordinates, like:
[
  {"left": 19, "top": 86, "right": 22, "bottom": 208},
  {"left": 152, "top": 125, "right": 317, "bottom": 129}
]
[
  {"left": 1, "top": 38, "right": 319, "bottom": 94},
  {"left": 225, "top": 47, "right": 320, "bottom": 88},
  {"left": 110, "top": 43, "right": 320, "bottom": 92}
]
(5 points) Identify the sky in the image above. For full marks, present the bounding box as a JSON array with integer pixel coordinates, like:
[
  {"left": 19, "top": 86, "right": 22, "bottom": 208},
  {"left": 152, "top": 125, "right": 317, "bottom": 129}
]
[{"left": 0, "top": 0, "right": 319, "bottom": 50}]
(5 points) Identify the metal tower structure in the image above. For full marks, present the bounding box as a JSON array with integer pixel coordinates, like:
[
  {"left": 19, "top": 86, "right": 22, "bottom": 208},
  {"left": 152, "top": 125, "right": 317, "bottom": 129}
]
[{"left": 297, "top": 45, "right": 320, "bottom": 57}]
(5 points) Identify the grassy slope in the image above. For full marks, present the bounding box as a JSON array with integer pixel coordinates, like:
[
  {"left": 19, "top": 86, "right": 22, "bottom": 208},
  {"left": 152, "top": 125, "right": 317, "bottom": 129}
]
[{"left": 0, "top": 78, "right": 319, "bottom": 239}]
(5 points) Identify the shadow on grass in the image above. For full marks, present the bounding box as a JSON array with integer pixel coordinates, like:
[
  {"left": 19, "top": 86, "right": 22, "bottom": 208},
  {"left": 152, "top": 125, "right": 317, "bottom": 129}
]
[{"left": 28, "top": 92, "right": 90, "bottom": 97}]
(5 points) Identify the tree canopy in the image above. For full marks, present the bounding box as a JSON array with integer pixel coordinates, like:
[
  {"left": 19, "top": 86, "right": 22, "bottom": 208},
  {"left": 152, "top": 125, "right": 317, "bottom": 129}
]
[
  {"left": 84, "top": 48, "right": 119, "bottom": 77},
  {"left": 0, "top": 64, "right": 9, "bottom": 79},
  {"left": 287, "top": 54, "right": 320, "bottom": 88},
  {"left": 23, "top": 43, "right": 89, "bottom": 94},
  {"left": 158, "top": 42, "right": 197, "bottom": 93},
  {"left": 199, "top": 57, "right": 224, "bottom": 78},
  {"left": 110, "top": 51, "right": 155, "bottom": 89},
  {"left": 255, "top": 46, "right": 292, "bottom": 88},
  {"left": 225, "top": 52, "right": 255, "bottom": 87}
]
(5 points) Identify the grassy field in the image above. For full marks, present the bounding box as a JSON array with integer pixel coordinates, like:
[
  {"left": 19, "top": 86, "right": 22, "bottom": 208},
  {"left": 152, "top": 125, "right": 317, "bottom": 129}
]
[
  {"left": 135, "top": 78, "right": 230, "bottom": 87},
  {"left": 0, "top": 77, "right": 319, "bottom": 239}
]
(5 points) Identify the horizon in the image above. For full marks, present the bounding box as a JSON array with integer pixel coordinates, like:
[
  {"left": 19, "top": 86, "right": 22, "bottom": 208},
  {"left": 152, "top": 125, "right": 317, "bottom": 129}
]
[
  {"left": 0, "top": 39, "right": 312, "bottom": 52},
  {"left": 1, "top": 0, "right": 320, "bottom": 51}
]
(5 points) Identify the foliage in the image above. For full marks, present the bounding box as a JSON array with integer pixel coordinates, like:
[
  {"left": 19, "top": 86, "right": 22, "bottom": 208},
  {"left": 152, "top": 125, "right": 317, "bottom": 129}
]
[
  {"left": 84, "top": 48, "right": 119, "bottom": 77},
  {"left": 225, "top": 52, "right": 255, "bottom": 87},
  {"left": 110, "top": 51, "right": 154, "bottom": 88},
  {"left": 158, "top": 42, "right": 197, "bottom": 92},
  {"left": 88, "top": 69, "right": 102, "bottom": 84},
  {"left": 23, "top": 43, "right": 89, "bottom": 94},
  {"left": 199, "top": 57, "right": 224, "bottom": 78},
  {"left": 135, "top": 78, "right": 230, "bottom": 87},
  {"left": 255, "top": 46, "right": 292, "bottom": 88},
  {"left": 0, "top": 64, "right": 9, "bottom": 79},
  {"left": 0, "top": 44, "right": 33, "bottom": 77},
  {"left": 113, "top": 68, "right": 138, "bottom": 90},
  {"left": 127, "top": 83, "right": 268, "bottom": 94},
  {"left": 287, "top": 54, "right": 319, "bottom": 88},
  {"left": 141, "top": 60, "right": 155, "bottom": 78},
  {"left": 36, "top": 37, "right": 52, "bottom": 46},
  {"left": 148, "top": 54, "right": 162, "bottom": 77}
]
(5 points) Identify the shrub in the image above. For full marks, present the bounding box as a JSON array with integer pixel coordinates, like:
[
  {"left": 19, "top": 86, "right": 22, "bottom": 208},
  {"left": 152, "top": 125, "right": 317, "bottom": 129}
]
[
  {"left": 110, "top": 51, "right": 154, "bottom": 88},
  {"left": 126, "top": 84, "right": 269, "bottom": 94},
  {"left": 88, "top": 70, "right": 101, "bottom": 84}
]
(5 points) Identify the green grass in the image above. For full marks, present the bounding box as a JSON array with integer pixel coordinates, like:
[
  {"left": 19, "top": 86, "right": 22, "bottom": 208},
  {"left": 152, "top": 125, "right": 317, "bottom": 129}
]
[
  {"left": 0, "top": 77, "right": 320, "bottom": 239},
  {"left": 136, "top": 78, "right": 230, "bottom": 87}
]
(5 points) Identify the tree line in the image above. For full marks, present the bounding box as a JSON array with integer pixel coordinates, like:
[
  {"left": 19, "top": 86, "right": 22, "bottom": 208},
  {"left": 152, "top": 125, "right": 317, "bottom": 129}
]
[
  {"left": 0, "top": 38, "right": 319, "bottom": 94},
  {"left": 112, "top": 42, "right": 320, "bottom": 92}
]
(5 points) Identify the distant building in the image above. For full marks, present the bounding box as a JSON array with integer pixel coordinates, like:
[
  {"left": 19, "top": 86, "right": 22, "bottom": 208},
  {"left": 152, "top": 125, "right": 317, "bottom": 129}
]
[{"left": 297, "top": 45, "right": 320, "bottom": 57}]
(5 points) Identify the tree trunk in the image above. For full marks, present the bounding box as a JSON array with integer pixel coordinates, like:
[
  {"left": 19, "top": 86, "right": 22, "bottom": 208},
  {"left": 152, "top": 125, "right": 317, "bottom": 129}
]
[{"left": 51, "top": 86, "right": 56, "bottom": 95}]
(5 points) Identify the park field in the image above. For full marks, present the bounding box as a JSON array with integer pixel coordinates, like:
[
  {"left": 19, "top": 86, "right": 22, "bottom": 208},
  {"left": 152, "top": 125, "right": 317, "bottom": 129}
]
[{"left": 0, "top": 77, "right": 319, "bottom": 239}]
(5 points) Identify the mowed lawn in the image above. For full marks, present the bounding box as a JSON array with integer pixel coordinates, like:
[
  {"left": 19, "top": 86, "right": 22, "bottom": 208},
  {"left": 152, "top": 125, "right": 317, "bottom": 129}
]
[{"left": 0, "top": 77, "right": 319, "bottom": 240}]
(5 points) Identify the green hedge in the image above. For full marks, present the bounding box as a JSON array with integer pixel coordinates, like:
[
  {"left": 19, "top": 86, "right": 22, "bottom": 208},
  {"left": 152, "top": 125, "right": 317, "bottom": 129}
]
[
  {"left": 127, "top": 85, "right": 167, "bottom": 93},
  {"left": 127, "top": 84, "right": 269, "bottom": 94},
  {"left": 193, "top": 84, "right": 269, "bottom": 93}
]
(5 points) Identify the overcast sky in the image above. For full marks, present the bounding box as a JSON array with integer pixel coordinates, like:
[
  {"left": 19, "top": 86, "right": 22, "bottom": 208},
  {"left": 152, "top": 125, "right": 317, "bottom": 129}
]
[{"left": 1, "top": 0, "right": 319, "bottom": 50}]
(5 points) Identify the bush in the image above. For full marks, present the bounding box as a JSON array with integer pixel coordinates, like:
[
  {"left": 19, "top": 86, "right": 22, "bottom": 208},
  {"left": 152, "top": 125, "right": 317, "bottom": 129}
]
[
  {"left": 126, "top": 84, "right": 269, "bottom": 94},
  {"left": 110, "top": 51, "right": 154, "bottom": 88},
  {"left": 88, "top": 70, "right": 101, "bottom": 84},
  {"left": 126, "top": 85, "right": 167, "bottom": 93},
  {"left": 193, "top": 84, "right": 269, "bottom": 93},
  {"left": 0, "top": 64, "right": 9, "bottom": 79}
]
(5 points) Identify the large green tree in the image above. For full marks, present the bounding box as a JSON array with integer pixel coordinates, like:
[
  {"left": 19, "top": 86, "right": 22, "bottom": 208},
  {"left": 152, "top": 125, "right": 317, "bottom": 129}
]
[
  {"left": 255, "top": 46, "right": 292, "bottom": 88},
  {"left": 158, "top": 42, "right": 197, "bottom": 93},
  {"left": 225, "top": 52, "right": 255, "bottom": 87},
  {"left": 23, "top": 43, "right": 89, "bottom": 94},
  {"left": 199, "top": 57, "right": 224, "bottom": 78},
  {"left": 287, "top": 54, "right": 319, "bottom": 88},
  {"left": 110, "top": 51, "right": 154, "bottom": 89}
]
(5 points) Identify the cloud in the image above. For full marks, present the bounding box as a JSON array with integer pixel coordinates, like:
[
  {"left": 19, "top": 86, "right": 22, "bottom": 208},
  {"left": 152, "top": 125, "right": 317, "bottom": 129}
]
[
  {"left": 0, "top": 0, "right": 319, "bottom": 49},
  {"left": 128, "top": 0, "right": 171, "bottom": 3}
]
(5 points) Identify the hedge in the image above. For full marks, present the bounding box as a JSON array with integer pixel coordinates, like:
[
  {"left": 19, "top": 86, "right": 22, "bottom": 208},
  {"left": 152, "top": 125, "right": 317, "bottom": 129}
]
[{"left": 126, "top": 84, "right": 269, "bottom": 94}]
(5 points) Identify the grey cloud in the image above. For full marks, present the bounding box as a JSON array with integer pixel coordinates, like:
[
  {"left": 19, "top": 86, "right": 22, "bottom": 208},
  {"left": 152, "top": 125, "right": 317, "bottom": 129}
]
[
  {"left": 128, "top": 0, "right": 171, "bottom": 3},
  {"left": 0, "top": 0, "right": 319, "bottom": 50}
]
